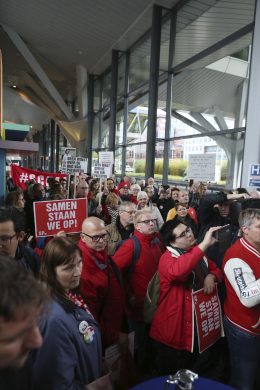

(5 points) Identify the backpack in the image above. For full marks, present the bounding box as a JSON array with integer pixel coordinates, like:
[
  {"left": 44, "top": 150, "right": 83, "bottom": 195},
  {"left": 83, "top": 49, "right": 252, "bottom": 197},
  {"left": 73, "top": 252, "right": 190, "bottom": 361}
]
[
  {"left": 143, "top": 246, "right": 182, "bottom": 324},
  {"left": 116, "top": 235, "right": 163, "bottom": 278},
  {"left": 143, "top": 271, "right": 160, "bottom": 324},
  {"left": 116, "top": 235, "right": 141, "bottom": 277}
]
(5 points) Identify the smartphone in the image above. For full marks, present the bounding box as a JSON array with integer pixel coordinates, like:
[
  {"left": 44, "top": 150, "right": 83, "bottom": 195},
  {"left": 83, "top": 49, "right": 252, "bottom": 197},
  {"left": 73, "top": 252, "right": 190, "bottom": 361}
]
[{"left": 213, "top": 224, "right": 231, "bottom": 241}]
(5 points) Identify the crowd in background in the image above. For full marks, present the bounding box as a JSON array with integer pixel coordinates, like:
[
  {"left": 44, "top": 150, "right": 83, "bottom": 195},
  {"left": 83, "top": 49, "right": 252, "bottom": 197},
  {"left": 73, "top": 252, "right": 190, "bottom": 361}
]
[{"left": 0, "top": 172, "right": 259, "bottom": 390}]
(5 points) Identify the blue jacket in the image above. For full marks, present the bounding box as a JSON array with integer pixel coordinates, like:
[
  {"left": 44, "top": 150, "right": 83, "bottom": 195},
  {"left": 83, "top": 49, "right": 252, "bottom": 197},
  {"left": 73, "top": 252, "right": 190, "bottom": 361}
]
[{"left": 31, "top": 298, "right": 102, "bottom": 389}]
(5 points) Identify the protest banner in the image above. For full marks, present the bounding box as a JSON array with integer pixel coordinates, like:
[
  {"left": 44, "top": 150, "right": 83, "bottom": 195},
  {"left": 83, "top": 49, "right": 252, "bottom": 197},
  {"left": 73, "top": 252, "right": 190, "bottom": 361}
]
[
  {"left": 187, "top": 154, "right": 216, "bottom": 182},
  {"left": 61, "top": 156, "right": 88, "bottom": 174},
  {"left": 192, "top": 285, "right": 224, "bottom": 353},
  {"left": 33, "top": 198, "right": 88, "bottom": 237},
  {"left": 11, "top": 164, "right": 68, "bottom": 191}
]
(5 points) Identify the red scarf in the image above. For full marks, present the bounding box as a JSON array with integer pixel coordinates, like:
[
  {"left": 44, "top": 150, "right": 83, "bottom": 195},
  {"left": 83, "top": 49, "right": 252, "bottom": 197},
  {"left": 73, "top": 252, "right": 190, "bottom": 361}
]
[{"left": 68, "top": 291, "right": 94, "bottom": 318}]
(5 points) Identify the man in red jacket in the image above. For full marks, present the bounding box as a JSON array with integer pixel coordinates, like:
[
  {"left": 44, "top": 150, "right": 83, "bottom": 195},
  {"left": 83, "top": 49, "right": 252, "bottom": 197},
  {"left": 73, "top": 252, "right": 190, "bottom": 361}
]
[
  {"left": 79, "top": 216, "right": 127, "bottom": 349},
  {"left": 150, "top": 219, "right": 222, "bottom": 376},
  {"left": 112, "top": 209, "right": 164, "bottom": 370},
  {"left": 222, "top": 208, "right": 260, "bottom": 390}
]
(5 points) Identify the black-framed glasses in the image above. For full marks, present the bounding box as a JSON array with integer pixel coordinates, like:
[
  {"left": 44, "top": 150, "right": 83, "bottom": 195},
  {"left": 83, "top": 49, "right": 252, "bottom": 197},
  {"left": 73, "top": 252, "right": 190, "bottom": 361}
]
[
  {"left": 81, "top": 232, "right": 110, "bottom": 242},
  {"left": 0, "top": 233, "right": 17, "bottom": 245},
  {"left": 138, "top": 219, "right": 157, "bottom": 225},
  {"left": 175, "top": 226, "right": 192, "bottom": 239}
]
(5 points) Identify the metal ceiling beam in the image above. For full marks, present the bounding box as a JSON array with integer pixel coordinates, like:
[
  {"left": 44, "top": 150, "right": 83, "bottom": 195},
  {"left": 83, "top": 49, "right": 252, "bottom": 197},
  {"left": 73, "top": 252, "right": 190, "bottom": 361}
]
[
  {"left": 173, "top": 23, "right": 254, "bottom": 74},
  {"left": 1, "top": 23, "right": 74, "bottom": 121},
  {"left": 213, "top": 106, "right": 228, "bottom": 131},
  {"left": 189, "top": 111, "right": 217, "bottom": 132}
]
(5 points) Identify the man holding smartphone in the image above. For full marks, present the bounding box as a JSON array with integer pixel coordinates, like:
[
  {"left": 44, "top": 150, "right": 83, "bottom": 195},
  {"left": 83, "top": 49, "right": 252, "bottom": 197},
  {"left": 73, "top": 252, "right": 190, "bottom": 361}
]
[{"left": 223, "top": 208, "right": 260, "bottom": 390}]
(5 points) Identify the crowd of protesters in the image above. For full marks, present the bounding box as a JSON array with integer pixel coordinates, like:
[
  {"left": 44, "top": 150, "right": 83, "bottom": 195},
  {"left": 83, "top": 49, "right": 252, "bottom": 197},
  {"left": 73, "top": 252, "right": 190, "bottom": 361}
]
[{"left": 0, "top": 172, "right": 259, "bottom": 390}]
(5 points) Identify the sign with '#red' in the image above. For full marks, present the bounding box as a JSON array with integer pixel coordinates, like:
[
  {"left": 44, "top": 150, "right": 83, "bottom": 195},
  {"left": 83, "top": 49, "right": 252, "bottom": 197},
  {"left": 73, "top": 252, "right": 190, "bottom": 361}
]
[
  {"left": 11, "top": 164, "right": 68, "bottom": 191},
  {"left": 34, "top": 198, "right": 88, "bottom": 237},
  {"left": 192, "top": 285, "right": 224, "bottom": 353}
]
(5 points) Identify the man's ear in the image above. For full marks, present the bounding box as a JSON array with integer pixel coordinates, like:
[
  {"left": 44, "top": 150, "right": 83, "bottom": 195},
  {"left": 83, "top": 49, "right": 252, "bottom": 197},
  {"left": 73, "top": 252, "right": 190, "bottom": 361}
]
[
  {"left": 17, "top": 231, "right": 25, "bottom": 243},
  {"left": 240, "top": 226, "right": 247, "bottom": 236}
]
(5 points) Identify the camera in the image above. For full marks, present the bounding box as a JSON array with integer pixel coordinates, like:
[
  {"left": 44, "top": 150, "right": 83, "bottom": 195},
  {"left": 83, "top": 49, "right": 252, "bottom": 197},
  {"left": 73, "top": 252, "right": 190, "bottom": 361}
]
[{"left": 213, "top": 224, "right": 231, "bottom": 242}]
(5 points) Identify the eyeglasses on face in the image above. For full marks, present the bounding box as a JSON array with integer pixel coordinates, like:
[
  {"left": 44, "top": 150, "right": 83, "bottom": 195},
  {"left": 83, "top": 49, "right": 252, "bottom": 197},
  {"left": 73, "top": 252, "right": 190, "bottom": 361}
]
[
  {"left": 0, "top": 233, "right": 17, "bottom": 245},
  {"left": 81, "top": 232, "right": 110, "bottom": 242},
  {"left": 122, "top": 209, "right": 136, "bottom": 215},
  {"left": 175, "top": 226, "right": 192, "bottom": 239},
  {"left": 138, "top": 219, "right": 157, "bottom": 225}
]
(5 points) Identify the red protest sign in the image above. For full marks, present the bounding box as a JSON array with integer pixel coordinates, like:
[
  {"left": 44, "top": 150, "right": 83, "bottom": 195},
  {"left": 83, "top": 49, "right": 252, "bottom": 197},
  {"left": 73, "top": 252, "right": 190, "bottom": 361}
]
[
  {"left": 33, "top": 198, "right": 88, "bottom": 237},
  {"left": 11, "top": 164, "right": 68, "bottom": 190},
  {"left": 192, "top": 285, "right": 224, "bottom": 353}
]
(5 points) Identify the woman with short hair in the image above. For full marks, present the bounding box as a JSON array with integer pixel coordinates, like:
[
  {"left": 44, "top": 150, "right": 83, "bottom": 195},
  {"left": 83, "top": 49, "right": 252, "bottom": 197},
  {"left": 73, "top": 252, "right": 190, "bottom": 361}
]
[{"left": 137, "top": 191, "right": 164, "bottom": 230}]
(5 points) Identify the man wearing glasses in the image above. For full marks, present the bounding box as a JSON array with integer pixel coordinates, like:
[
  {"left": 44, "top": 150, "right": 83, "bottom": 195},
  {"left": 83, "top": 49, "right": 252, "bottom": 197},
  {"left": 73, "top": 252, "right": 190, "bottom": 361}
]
[
  {"left": 150, "top": 219, "right": 223, "bottom": 377},
  {"left": 0, "top": 207, "right": 40, "bottom": 276},
  {"left": 79, "top": 216, "right": 128, "bottom": 350},
  {"left": 106, "top": 201, "right": 136, "bottom": 255},
  {"left": 112, "top": 209, "right": 164, "bottom": 369}
]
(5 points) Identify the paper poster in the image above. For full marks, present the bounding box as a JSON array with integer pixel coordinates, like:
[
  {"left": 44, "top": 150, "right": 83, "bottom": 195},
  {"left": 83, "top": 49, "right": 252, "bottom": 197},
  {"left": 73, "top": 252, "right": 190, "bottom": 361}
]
[{"left": 187, "top": 154, "right": 216, "bottom": 181}]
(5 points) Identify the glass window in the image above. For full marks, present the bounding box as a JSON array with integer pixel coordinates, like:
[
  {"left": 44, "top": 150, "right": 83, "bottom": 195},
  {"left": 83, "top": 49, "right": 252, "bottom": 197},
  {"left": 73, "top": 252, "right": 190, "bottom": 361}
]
[
  {"left": 168, "top": 130, "right": 244, "bottom": 187},
  {"left": 126, "top": 144, "right": 147, "bottom": 177},
  {"left": 126, "top": 108, "right": 148, "bottom": 144},
  {"left": 93, "top": 79, "right": 101, "bottom": 112},
  {"left": 102, "top": 72, "right": 111, "bottom": 107},
  {"left": 129, "top": 38, "right": 151, "bottom": 92},
  {"left": 115, "top": 147, "right": 123, "bottom": 176}
]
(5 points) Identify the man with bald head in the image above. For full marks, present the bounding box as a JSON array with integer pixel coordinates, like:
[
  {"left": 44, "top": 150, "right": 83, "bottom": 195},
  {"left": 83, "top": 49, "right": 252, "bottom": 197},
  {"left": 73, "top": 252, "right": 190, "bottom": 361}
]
[{"left": 79, "top": 217, "right": 127, "bottom": 349}]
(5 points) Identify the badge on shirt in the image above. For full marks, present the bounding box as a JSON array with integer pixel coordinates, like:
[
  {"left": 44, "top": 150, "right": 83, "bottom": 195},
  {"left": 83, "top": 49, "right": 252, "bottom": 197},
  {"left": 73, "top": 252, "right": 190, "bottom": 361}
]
[
  {"left": 83, "top": 326, "right": 95, "bottom": 344},
  {"left": 79, "top": 320, "right": 89, "bottom": 334}
]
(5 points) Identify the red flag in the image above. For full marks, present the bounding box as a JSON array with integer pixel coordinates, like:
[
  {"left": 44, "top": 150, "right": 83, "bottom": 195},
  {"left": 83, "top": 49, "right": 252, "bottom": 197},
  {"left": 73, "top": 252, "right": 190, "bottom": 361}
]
[{"left": 11, "top": 164, "right": 68, "bottom": 190}]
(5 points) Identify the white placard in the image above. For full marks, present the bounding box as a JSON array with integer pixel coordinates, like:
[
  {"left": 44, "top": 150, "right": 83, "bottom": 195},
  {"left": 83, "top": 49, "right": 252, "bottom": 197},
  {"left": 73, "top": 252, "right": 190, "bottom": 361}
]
[
  {"left": 61, "top": 157, "right": 88, "bottom": 174},
  {"left": 99, "top": 151, "right": 114, "bottom": 165},
  {"left": 93, "top": 163, "right": 112, "bottom": 178},
  {"left": 187, "top": 154, "right": 216, "bottom": 181}
]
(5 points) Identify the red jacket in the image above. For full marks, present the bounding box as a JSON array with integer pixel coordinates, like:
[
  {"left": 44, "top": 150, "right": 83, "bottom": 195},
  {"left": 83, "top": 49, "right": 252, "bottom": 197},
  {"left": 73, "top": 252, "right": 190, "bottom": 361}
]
[
  {"left": 79, "top": 240, "right": 125, "bottom": 348},
  {"left": 150, "top": 245, "right": 222, "bottom": 352},
  {"left": 112, "top": 230, "right": 164, "bottom": 321}
]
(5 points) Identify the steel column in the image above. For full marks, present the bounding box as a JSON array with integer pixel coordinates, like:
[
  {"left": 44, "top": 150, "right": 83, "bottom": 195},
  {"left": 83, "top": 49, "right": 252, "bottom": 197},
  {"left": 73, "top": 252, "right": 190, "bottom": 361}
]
[
  {"left": 145, "top": 4, "right": 162, "bottom": 180},
  {"left": 163, "top": 10, "right": 177, "bottom": 184},
  {"left": 109, "top": 50, "right": 119, "bottom": 152},
  {"left": 87, "top": 74, "right": 95, "bottom": 174}
]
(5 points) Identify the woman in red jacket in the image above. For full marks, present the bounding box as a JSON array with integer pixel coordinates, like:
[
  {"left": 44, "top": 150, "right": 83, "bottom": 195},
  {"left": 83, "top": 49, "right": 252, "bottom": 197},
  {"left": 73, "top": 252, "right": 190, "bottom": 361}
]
[{"left": 150, "top": 219, "right": 223, "bottom": 376}]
